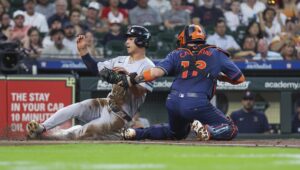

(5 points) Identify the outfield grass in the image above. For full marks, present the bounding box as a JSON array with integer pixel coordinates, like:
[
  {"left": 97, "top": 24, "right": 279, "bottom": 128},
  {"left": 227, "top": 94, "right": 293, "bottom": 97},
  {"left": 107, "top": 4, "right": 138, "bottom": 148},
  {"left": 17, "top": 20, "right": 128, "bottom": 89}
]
[{"left": 0, "top": 143, "right": 299, "bottom": 170}]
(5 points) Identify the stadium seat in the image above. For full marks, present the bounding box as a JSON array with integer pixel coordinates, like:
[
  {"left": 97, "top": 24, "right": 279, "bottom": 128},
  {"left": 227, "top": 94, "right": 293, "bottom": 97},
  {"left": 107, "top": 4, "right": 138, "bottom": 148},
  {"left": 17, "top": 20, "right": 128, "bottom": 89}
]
[
  {"left": 156, "top": 32, "right": 177, "bottom": 49},
  {"left": 104, "top": 40, "right": 126, "bottom": 58},
  {"left": 144, "top": 25, "right": 164, "bottom": 36},
  {"left": 146, "top": 38, "right": 159, "bottom": 59},
  {"left": 173, "top": 25, "right": 185, "bottom": 34},
  {"left": 94, "top": 32, "right": 106, "bottom": 47},
  {"left": 156, "top": 48, "right": 172, "bottom": 59}
]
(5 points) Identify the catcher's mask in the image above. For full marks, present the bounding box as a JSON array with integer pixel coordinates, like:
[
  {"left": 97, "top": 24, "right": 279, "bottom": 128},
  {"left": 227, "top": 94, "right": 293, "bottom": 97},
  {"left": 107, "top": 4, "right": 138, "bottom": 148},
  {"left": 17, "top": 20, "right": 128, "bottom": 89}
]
[
  {"left": 177, "top": 24, "right": 206, "bottom": 47},
  {"left": 126, "top": 25, "right": 151, "bottom": 48}
]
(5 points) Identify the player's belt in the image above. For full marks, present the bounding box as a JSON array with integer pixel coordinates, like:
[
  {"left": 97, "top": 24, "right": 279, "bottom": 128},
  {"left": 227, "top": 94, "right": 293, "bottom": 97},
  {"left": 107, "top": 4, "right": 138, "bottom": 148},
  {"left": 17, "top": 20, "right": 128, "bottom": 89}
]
[{"left": 170, "top": 90, "right": 207, "bottom": 99}]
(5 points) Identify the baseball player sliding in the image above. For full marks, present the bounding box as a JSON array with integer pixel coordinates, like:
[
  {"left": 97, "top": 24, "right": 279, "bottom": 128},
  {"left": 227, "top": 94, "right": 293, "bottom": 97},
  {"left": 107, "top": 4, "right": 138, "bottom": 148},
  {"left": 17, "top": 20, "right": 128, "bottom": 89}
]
[{"left": 26, "top": 25, "right": 155, "bottom": 140}]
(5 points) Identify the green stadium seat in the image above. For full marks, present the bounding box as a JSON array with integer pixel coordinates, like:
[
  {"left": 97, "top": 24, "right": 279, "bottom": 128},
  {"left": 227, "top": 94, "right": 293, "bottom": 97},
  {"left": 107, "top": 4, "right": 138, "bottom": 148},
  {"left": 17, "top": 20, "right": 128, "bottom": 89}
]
[
  {"left": 104, "top": 40, "right": 126, "bottom": 58},
  {"left": 144, "top": 25, "right": 164, "bottom": 36}
]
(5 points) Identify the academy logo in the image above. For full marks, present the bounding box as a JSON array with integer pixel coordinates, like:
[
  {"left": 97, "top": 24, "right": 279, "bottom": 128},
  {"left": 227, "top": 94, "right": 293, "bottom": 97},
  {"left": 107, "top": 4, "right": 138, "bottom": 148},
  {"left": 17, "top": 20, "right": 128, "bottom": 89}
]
[
  {"left": 153, "top": 80, "right": 173, "bottom": 88},
  {"left": 265, "top": 81, "right": 300, "bottom": 90},
  {"left": 216, "top": 80, "right": 251, "bottom": 90},
  {"left": 97, "top": 80, "right": 113, "bottom": 90}
]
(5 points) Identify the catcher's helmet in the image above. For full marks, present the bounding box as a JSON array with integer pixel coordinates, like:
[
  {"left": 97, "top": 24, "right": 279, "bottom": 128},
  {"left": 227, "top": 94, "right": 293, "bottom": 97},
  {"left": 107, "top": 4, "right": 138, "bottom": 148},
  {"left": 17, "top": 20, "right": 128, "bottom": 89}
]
[
  {"left": 177, "top": 24, "right": 206, "bottom": 47},
  {"left": 126, "top": 25, "right": 151, "bottom": 48}
]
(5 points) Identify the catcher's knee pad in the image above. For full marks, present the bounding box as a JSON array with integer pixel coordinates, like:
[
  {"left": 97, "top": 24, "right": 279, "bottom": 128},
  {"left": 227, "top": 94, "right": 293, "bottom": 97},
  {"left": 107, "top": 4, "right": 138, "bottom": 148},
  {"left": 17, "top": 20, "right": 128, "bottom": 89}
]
[{"left": 209, "top": 123, "right": 238, "bottom": 140}]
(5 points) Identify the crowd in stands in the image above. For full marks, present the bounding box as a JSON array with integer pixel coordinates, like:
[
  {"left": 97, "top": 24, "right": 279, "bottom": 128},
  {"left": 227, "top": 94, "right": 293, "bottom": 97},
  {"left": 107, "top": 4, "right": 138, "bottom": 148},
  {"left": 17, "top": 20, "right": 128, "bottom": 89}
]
[{"left": 0, "top": 0, "right": 300, "bottom": 60}]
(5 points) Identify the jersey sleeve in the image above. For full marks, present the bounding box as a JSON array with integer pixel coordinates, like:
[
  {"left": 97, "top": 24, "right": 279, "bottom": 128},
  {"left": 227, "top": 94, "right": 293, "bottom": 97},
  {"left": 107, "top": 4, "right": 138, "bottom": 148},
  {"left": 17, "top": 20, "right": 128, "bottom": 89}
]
[
  {"left": 155, "top": 51, "right": 176, "bottom": 75},
  {"left": 97, "top": 57, "right": 120, "bottom": 72},
  {"left": 219, "top": 51, "right": 243, "bottom": 81}
]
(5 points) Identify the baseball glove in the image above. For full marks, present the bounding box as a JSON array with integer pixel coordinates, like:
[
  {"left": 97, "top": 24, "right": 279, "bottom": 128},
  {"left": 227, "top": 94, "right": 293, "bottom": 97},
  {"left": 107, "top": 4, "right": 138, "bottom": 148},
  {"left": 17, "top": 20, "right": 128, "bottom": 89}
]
[
  {"left": 117, "top": 72, "right": 138, "bottom": 88},
  {"left": 99, "top": 67, "right": 128, "bottom": 85}
]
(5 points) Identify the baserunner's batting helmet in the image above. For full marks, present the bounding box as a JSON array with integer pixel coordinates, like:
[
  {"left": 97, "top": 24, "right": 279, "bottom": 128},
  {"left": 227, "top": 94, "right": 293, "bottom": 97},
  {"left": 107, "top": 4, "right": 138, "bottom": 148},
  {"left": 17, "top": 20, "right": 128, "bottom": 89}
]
[{"left": 126, "top": 25, "right": 151, "bottom": 48}]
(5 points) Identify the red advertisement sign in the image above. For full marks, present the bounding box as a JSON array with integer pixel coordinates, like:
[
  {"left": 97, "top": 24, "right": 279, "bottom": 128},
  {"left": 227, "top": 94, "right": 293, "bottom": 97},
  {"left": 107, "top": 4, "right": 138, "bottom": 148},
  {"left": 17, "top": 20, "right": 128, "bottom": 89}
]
[
  {"left": 6, "top": 76, "right": 75, "bottom": 139},
  {"left": 0, "top": 77, "right": 7, "bottom": 139}
]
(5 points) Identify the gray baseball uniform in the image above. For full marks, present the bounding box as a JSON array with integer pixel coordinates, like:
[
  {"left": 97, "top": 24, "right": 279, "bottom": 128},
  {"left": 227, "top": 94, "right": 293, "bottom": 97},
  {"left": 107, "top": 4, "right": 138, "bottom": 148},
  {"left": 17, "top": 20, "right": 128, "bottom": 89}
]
[{"left": 42, "top": 56, "right": 154, "bottom": 140}]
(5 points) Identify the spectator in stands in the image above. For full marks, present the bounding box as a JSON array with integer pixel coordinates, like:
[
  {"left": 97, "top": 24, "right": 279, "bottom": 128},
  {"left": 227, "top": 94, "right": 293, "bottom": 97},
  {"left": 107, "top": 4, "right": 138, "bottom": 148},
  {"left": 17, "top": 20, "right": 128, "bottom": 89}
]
[
  {"left": 68, "top": 0, "right": 87, "bottom": 20},
  {"left": 62, "top": 22, "right": 77, "bottom": 56},
  {"left": 245, "top": 20, "right": 265, "bottom": 43},
  {"left": 129, "top": 0, "right": 162, "bottom": 26},
  {"left": 0, "top": 13, "right": 12, "bottom": 41},
  {"left": 162, "top": 0, "right": 190, "bottom": 30},
  {"left": 234, "top": 35, "right": 257, "bottom": 60},
  {"left": 282, "top": 0, "right": 297, "bottom": 18},
  {"left": 85, "top": 1, "right": 108, "bottom": 33},
  {"left": 297, "top": 48, "right": 300, "bottom": 60},
  {"left": 224, "top": 0, "right": 242, "bottom": 32},
  {"left": 253, "top": 38, "right": 283, "bottom": 60},
  {"left": 292, "top": 103, "right": 300, "bottom": 133},
  {"left": 42, "top": 16, "right": 62, "bottom": 48},
  {"left": 102, "top": 21, "right": 125, "bottom": 46},
  {"left": 35, "top": 0, "right": 55, "bottom": 19},
  {"left": 68, "top": 0, "right": 84, "bottom": 11},
  {"left": 23, "top": 27, "right": 43, "bottom": 58},
  {"left": 130, "top": 110, "right": 150, "bottom": 128},
  {"left": 270, "top": 18, "right": 298, "bottom": 52},
  {"left": 230, "top": 91, "right": 270, "bottom": 134},
  {"left": 23, "top": 0, "right": 49, "bottom": 34},
  {"left": 206, "top": 18, "right": 240, "bottom": 51},
  {"left": 191, "top": 0, "right": 224, "bottom": 29},
  {"left": 0, "top": 2, "right": 4, "bottom": 18},
  {"left": 48, "top": 0, "right": 69, "bottom": 28},
  {"left": 0, "top": 0, "right": 12, "bottom": 16},
  {"left": 148, "top": 0, "right": 171, "bottom": 16},
  {"left": 240, "top": 0, "right": 266, "bottom": 25},
  {"left": 85, "top": 30, "right": 102, "bottom": 58},
  {"left": 258, "top": 7, "right": 282, "bottom": 44},
  {"left": 266, "top": 0, "right": 287, "bottom": 28},
  {"left": 11, "top": 10, "right": 31, "bottom": 42},
  {"left": 118, "top": 0, "right": 137, "bottom": 10},
  {"left": 280, "top": 40, "right": 296, "bottom": 60},
  {"left": 100, "top": 0, "right": 129, "bottom": 26},
  {"left": 41, "top": 28, "right": 73, "bottom": 58},
  {"left": 69, "top": 9, "right": 87, "bottom": 35}
]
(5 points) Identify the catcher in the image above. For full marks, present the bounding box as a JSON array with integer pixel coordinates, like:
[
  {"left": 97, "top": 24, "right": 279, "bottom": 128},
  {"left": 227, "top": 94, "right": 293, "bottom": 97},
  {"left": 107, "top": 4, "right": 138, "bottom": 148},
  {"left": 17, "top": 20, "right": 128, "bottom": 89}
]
[{"left": 26, "top": 25, "right": 155, "bottom": 140}]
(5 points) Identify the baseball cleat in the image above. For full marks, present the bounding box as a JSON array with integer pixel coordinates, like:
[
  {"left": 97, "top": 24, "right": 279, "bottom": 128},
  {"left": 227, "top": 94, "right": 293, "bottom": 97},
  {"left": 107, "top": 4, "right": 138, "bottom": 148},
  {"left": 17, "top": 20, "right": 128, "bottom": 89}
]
[
  {"left": 121, "top": 128, "right": 136, "bottom": 140},
  {"left": 191, "top": 120, "right": 210, "bottom": 141},
  {"left": 26, "top": 120, "right": 45, "bottom": 138}
]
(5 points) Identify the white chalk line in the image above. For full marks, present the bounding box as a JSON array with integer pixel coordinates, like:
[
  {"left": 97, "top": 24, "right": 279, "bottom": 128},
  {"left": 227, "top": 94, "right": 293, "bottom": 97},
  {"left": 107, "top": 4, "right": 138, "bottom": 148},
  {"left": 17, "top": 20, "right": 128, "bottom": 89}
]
[{"left": 0, "top": 161, "right": 166, "bottom": 170}]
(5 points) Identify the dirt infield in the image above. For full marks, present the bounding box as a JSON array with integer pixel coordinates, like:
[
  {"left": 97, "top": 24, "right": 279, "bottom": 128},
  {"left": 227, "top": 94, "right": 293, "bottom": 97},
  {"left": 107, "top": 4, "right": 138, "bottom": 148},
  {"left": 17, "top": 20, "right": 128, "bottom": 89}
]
[{"left": 1, "top": 139, "right": 300, "bottom": 148}]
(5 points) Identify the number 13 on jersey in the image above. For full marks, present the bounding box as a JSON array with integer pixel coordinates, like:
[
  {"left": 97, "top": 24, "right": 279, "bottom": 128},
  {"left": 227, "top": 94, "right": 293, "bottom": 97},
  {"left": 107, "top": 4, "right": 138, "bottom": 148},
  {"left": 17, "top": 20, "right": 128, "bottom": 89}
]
[{"left": 181, "top": 60, "right": 207, "bottom": 78}]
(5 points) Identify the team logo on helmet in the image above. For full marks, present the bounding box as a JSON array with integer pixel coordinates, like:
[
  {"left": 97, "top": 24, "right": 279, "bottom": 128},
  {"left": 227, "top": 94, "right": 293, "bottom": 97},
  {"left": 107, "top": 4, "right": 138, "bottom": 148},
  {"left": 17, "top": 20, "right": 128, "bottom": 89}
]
[
  {"left": 126, "top": 25, "right": 151, "bottom": 48},
  {"left": 177, "top": 24, "right": 206, "bottom": 47}
]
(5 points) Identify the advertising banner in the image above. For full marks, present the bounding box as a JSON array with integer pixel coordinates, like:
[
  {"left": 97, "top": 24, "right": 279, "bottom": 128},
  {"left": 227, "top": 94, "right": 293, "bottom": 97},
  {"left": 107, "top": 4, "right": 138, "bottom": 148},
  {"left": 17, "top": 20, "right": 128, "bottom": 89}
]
[
  {"left": 0, "top": 76, "right": 7, "bottom": 139},
  {"left": 81, "top": 77, "right": 300, "bottom": 92},
  {"left": 6, "top": 76, "right": 75, "bottom": 139}
]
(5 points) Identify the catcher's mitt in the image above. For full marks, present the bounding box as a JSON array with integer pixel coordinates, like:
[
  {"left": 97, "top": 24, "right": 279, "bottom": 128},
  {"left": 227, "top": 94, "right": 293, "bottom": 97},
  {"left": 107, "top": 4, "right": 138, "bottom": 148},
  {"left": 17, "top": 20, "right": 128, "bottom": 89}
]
[{"left": 99, "top": 67, "right": 128, "bottom": 85}]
